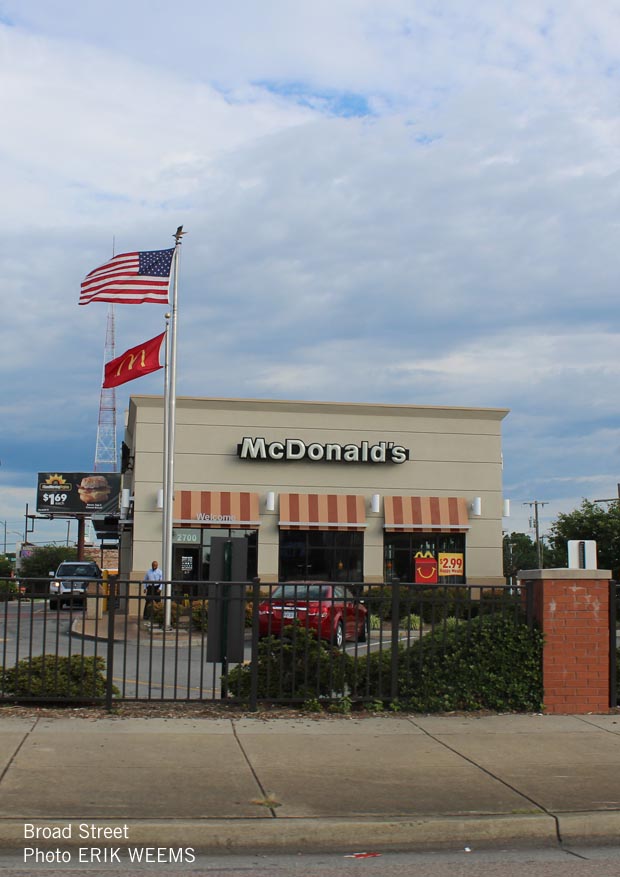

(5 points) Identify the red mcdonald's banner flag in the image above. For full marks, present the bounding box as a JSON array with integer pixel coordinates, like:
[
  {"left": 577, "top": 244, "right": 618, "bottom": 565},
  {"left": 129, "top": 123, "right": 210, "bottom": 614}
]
[{"left": 103, "top": 332, "right": 165, "bottom": 388}]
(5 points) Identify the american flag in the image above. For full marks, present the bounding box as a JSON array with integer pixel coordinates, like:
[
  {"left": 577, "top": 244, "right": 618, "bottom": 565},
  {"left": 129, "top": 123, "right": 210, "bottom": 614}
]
[{"left": 79, "top": 249, "right": 174, "bottom": 305}]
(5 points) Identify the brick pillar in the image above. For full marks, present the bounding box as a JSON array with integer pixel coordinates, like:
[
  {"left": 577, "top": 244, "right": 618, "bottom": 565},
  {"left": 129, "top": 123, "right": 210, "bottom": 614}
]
[{"left": 518, "top": 569, "right": 612, "bottom": 714}]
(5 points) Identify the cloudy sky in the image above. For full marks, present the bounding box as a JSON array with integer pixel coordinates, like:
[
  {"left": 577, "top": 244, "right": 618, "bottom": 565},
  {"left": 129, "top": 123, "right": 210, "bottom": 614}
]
[{"left": 1, "top": 0, "right": 620, "bottom": 552}]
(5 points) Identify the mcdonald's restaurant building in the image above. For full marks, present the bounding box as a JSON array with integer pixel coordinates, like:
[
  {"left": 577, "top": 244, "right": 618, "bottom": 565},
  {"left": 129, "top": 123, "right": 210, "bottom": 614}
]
[{"left": 119, "top": 396, "right": 508, "bottom": 588}]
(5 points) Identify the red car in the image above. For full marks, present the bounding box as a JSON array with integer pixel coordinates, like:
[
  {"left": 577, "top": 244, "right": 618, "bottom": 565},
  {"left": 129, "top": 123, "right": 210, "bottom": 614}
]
[{"left": 258, "top": 583, "right": 368, "bottom": 648}]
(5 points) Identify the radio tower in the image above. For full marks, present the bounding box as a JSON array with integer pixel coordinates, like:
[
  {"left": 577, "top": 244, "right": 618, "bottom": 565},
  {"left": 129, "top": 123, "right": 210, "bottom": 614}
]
[{"left": 94, "top": 304, "right": 118, "bottom": 472}]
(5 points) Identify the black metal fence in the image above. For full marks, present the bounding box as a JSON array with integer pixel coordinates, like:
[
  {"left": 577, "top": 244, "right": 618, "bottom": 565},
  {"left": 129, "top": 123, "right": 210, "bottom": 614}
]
[{"left": 0, "top": 578, "right": 538, "bottom": 709}]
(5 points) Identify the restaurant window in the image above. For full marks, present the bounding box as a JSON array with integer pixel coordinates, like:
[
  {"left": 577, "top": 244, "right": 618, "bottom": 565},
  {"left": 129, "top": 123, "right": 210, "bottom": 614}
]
[
  {"left": 172, "top": 527, "right": 258, "bottom": 592},
  {"left": 279, "top": 531, "right": 363, "bottom": 582},
  {"left": 384, "top": 533, "right": 466, "bottom": 584}
]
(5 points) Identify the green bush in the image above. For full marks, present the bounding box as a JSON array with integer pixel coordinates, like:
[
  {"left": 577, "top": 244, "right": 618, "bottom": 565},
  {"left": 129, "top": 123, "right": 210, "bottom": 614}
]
[
  {"left": 1, "top": 655, "right": 116, "bottom": 700},
  {"left": 150, "top": 599, "right": 250, "bottom": 633},
  {"left": 349, "top": 615, "right": 543, "bottom": 712},
  {"left": 0, "top": 580, "right": 18, "bottom": 601},
  {"left": 364, "top": 584, "right": 502, "bottom": 624},
  {"left": 0, "top": 555, "right": 12, "bottom": 577},
  {"left": 401, "top": 613, "right": 422, "bottom": 631},
  {"left": 415, "top": 587, "right": 474, "bottom": 624},
  {"left": 150, "top": 600, "right": 184, "bottom": 627},
  {"left": 477, "top": 588, "right": 523, "bottom": 617},
  {"left": 191, "top": 600, "right": 208, "bottom": 631},
  {"left": 227, "top": 624, "right": 351, "bottom": 700},
  {"left": 365, "top": 585, "right": 413, "bottom": 621}
]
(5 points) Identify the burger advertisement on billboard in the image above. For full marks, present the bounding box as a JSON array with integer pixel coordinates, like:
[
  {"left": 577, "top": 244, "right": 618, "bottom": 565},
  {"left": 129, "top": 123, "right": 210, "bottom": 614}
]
[{"left": 37, "top": 472, "right": 121, "bottom": 515}]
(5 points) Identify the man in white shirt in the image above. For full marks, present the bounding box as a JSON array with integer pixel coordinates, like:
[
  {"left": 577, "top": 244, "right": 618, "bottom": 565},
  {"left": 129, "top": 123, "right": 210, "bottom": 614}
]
[{"left": 143, "top": 560, "right": 163, "bottom": 619}]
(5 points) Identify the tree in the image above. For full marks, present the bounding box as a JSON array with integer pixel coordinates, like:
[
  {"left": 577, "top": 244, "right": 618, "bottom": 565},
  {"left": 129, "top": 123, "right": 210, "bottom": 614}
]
[
  {"left": 547, "top": 499, "right": 620, "bottom": 577},
  {"left": 0, "top": 555, "right": 12, "bottom": 577},
  {"left": 19, "top": 545, "right": 77, "bottom": 580},
  {"left": 503, "top": 532, "right": 551, "bottom": 582},
  {"left": 503, "top": 532, "right": 536, "bottom": 582}
]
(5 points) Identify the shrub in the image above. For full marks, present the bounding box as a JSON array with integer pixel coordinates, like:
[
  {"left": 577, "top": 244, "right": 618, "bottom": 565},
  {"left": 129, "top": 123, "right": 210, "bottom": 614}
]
[
  {"left": 1, "top": 655, "right": 116, "bottom": 700},
  {"left": 0, "top": 580, "right": 18, "bottom": 601},
  {"left": 365, "top": 585, "right": 410, "bottom": 621},
  {"left": 245, "top": 601, "right": 254, "bottom": 627},
  {"left": 401, "top": 613, "right": 422, "bottom": 631},
  {"left": 415, "top": 587, "right": 475, "bottom": 624},
  {"left": 349, "top": 615, "right": 543, "bottom": 712},
  {"left": 150, "top": 601, "right": 188, "bottom": 628},
  {"left": 191, "top": 600, "right": 208, "bottom": 631},
  {"left": 364, "top": 584, "right": 507, "bottom": 624},
  {"left": 0, "top": 555, "right": 12, "bottom": 577},
  {"left": 186, "top": 598, "right": 253, "bottom": 632},
  {"left": 477, "top": 588, "right": 523, "bottom": 618},
  {"left": 227, "top": 623, "right": 350, "bottom": 700}
]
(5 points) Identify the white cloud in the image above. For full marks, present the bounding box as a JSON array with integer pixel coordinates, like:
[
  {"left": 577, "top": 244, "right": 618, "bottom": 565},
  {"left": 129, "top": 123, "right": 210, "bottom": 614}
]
[{"left": 2, "top": 2, "right": 620, "bottom": 543}]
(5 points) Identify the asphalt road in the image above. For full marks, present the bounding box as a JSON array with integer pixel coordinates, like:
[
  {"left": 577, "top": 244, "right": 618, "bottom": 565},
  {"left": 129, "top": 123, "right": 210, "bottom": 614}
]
[{"left": 1, "top": 845, "right": 620, "bottom": 876}]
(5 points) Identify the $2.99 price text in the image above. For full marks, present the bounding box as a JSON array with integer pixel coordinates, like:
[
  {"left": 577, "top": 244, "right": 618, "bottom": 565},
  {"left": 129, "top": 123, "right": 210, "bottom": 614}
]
[{"left": 438, "top": 553, "right": 464, "bottom": 576}]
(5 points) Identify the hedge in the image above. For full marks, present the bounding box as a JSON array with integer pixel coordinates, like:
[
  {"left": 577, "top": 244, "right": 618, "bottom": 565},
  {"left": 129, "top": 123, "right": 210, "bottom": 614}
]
[
  {"left": 227, "top": 624, "right": 350, "bottom": 700},
  {"left": 349, "top": 615, "right": 543, "bottom": 712},
  {"left": 1, "top": 655, "right": 116, "bottom": 700}
]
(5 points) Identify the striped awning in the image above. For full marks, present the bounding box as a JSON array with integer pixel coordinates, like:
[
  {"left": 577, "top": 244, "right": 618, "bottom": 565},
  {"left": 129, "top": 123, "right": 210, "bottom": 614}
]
[
  {"left": 279, "top": 494, "right": 366, "bottom": 531},
  {"left": 384, "top": 496, "right": 470, "bottom": 532},
  {"left": 173, "top": 491, "right": 260, "bottom": 528}
]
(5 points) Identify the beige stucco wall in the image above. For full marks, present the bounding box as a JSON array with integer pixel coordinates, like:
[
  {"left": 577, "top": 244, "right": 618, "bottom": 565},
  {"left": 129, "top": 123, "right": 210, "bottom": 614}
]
[{"left": 123, "top": 395, "right": 509, "bottom": 585}]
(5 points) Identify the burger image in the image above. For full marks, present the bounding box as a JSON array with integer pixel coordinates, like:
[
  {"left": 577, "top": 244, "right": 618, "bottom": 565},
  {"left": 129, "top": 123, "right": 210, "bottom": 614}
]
[{"left": 78, "top": 475, "right": 111, "bottom": 504}]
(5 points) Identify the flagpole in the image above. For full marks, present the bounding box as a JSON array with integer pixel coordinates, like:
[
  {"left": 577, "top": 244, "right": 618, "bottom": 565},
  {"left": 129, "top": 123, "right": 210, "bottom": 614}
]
[
  {"left": 163, "top": 226, "right": 185, "bottom": 629},
  {"left": 161, "top": 311, "right": 170, "bottom": 620}
]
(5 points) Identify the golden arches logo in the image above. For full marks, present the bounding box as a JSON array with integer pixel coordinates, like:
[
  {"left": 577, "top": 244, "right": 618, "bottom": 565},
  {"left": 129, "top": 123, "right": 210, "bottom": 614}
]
[{"left": 114, "top": 348, "right": 147, "bottom": 377}]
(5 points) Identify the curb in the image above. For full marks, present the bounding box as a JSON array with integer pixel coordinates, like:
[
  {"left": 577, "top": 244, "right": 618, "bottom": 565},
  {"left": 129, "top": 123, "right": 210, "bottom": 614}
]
[
  {"left": 4, "top": 812, "right": 620, "bottom": 854},
  {"left": 0, "top": 814, "right": 560, "bottom": 854},
  {"left": 557, "top": 811, "right": 620, "bottom": 845}
]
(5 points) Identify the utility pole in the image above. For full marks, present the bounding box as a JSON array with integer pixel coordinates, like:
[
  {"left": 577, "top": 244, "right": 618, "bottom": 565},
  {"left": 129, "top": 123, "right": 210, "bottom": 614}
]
[
  {"left": 593, "top": 483, "right": 620, "bottom": 504},
  {"left": 523, "top": 500, "right": 548, "bottom": 568}
]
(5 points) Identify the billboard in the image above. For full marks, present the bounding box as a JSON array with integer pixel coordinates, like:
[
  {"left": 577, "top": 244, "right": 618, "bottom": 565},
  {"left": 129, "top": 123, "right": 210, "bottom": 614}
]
[{"left": 36, "top": 472, "right": 121, "bottom": 516}]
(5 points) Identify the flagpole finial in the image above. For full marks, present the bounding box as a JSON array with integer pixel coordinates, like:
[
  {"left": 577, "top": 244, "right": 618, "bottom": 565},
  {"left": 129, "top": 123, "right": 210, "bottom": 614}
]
[{"left": 173, "top": 226, "right": 187, "bottom": 244}]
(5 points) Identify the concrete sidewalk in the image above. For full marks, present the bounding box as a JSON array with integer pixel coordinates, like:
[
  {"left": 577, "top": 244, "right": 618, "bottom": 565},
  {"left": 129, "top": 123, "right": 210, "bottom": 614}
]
[{"left": 1, "top": 712, "right": 620, "bottom": 855}]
